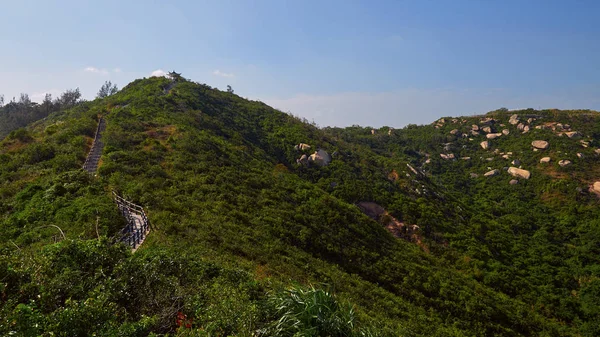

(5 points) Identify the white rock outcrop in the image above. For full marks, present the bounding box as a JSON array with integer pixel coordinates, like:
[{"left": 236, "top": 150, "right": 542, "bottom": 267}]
[
  {"left": 508, "top": 167, "right": 531, "bottom": 179},
  {"left": 486, "top": 133, "right": 502, "bottom": 139},
  {"left": 484, "top": 169, "right": 500, "bottom": 177},
  {"left": 558, "top": 160, "right": 572, "bottom": 167},
  {"left": 591, "top": 182, "right": 600, "bottom": 195},
  {"left": 565, "top": 131, "right": 582, "bottom": 139},
  {"left": 508, "top": 114, "right": 519, "bottom": 125},
  {"left": 531, "top": 140, "right": 549, "bottom": 150}
]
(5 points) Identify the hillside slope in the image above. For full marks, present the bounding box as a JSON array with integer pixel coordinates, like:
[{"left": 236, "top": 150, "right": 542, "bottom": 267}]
[{"left": 1, "top": 76, "right": 599, "bottom": 336}]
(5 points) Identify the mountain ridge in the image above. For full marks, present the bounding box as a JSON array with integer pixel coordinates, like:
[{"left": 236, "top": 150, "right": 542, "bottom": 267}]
[{"left": 1, "top": 75, "right": 599, "bottom": 336}]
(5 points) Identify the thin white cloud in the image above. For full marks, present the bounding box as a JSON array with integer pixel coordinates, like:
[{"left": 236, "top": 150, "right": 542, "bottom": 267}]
[
  {"left": 150, "top": 69, "right": 168, "bottom": 77},
  {"left": 212, "top": 70, "right": 235, "bottom": 78},
  {"left": 113, "top": 68, "right": 122, "bottom": 73},
  {"left": 84, "top": 66, "right": 108, "bottom": 75},
  {"left": 31, "top": 89, "right": 62, "bottom": 103}
]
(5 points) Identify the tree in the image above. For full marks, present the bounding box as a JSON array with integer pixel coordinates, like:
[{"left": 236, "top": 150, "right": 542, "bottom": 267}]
[
  {"left": 96, "top": 81, "right": 119, "bottom": 99},
  {"left": 43, "top": 93, "right": 53, "bottom": 112},
  {"left": 56, "top": 88, "right": 82, "bottom": 108},
  {"left": 0, "top": 94, "right": 4, "bottom": 107},
  {"left": 19, "top": 93, "right": 31, "bottom": 106},
  {"left": 227, "top": 85, "right": 234, "bottom": 94}
]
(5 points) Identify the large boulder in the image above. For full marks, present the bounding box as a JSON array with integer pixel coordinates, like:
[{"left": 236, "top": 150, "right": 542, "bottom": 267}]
[
  {"left": 540, "top": 157, "right": 551, "bottom": 163},
  {"left": 532, "top": 140, "right": 549, "bottom": 150},
  {"left": 484, "top": 169, "right": 500, "bottom": 177},
  {"left": 508, "top": 167, "right": 531, "bottom": 179},
  {"left": 480, "top": 141, "right": 489, "bottom": 150},
  {"left": 565, "top": 131, "right": 583, "bottom": 139},
  {"left": 558, "top": 160, "right": 572, "bottom": 167},
  {"left": 591, "top": 182, "right": 600, "bottom": 195},
  {"left": 508, "top": 114, "right": 519, "bottom": 125},
  {"left": 308, "top": 149, "right": 332, "bottom": 166},
  {"left": 294, "top": 143, "right": 311, "bottom": 151},
  {"left": 471, "top": 124, "right": 479, "bottom": 131},
  {"left": 482, "top": 126, "right": 492, "bottom": 133}
]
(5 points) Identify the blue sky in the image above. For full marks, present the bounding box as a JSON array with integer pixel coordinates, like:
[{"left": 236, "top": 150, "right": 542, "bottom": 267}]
[{"left": 1, "top": 0, "right": 599, "bottom": 127}]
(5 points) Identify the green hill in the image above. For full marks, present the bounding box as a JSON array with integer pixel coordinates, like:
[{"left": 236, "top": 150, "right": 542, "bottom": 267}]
[{"left": 1, "top": 75, "right": 599, "bottom": 336}]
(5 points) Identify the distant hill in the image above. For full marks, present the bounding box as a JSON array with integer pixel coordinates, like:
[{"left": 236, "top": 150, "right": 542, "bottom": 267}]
[{"left": 1, "top": 75, "right": 599, "bottom": 336}]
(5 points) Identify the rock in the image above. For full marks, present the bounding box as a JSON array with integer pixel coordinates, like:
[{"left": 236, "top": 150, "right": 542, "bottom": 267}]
[
  {"left": 517, "top": 123, "right": 525, "bottom": 131},
  {"left": 558, "top": 160, "right": 572, "bottom": 167},
  {"left": 531, "top": 140, "right": 549, "bottom": 150},
  {"left": 502, "top": 154, "right": 510, "bottom": 159},
  {"left": 540, "top": 157, "right": 551, "bottom": 163},
  {"left": 482, "top": 126, "right": 492, "bottom": 133},
  {"left": 508, "top": 114, "right": 519, "bottom": 125},
  {"left": 443, "top": 143, "right": 453, "bottom": 151},
  {"left": 461, "top": 157, "right": 471, "bottom": 160},
  {"left": 371, "top": 129, "right": 376, "bottom": 135},
  {"left": 388, "top": 128, "right": 393, "bottom": 135},
  {"left": 595, "top": 149, "right": 600, "bottom": 155},
  {"left": 511, "top": 159, "right": 521, "bottom": 166},
  {"left": 471, "top": 130, "right": 480, "bottom": 136},
  {"left": 565, "top": 131, "right": 583, "bottom": 139},
  {"left": 590, "top": 182, "right": 600, "bottom": 195},
  {"left": 486, "top": 157, "right": 494, "bottom": 161},
  {"left": 480, "top": 118, "right": 494, "bottom": 124},
  {"left": 450, "top": 129, "right": 459, "bottom": 135},
  {"left": 308, "top": 149, "right": 332, "bottom": 166},
  {"left": 484, "top": 169, "right": 500, "bottom": 177},
  {"left": 527, "top": 118, "right": 534, "bottom": 124},
  {"left": 470, "top": 173, "right": 480, "bottom": 178},
  {"left": 440, "top": 153, "right": 455, "bottom": 160},
  {"left": 486, "top": 133, "right": 502, "bottom": 139},
  {"left": 522, "top": 125, "right": 530, "bottom": 133},
  {"left": 296, "top": 154, "right": 308, "bottom": 165},
  {"left": 508, "top": 167, "right": 531, "bottom": 179},
  {"left": 502, "top": 129, "right": 510, "bottom": 135},
  {"left": 580, "top": 140, "right": 589, "bottom": 147},
  {"left": 509, "top": 179, "right": 519, "bottom": 185},
  {"left": 577, "top": 153, "right": 584, "bottom": 159},
  {"left": 480, "top": 141, "right": 489, "bottom": 150},
  {"left": 471, "top": 124, "right": 480, "bottom": 131}
]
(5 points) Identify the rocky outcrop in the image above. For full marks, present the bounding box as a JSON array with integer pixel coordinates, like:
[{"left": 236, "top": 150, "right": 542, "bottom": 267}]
[
  {"left": 558, "top": 160, "right": 572, "bottom": 167},
  {"left": 471, "top": 124, "right": 479, "bottom": 131},
  {"left": 486, "top": 133, "right": 502, "bottom": 139},
  {"left": 508, "top": 114, "right": 519, "bottom": 125},
  {"left": 565, "top": 131, "right": 582, "bottom": 139},
  {"left": 522, "top": 125, "right": 530, "bottom": 133},
  {"left": 480, "top": 141, "right": 489, "bottom": 150},
  {"left": 482, "top": 126, "right": 492, "bottom": 133},
  {"left": 531, "top": 140, "right": 549, "bottom": 150},
  {"left": 540, "top": 157, "right": 551, "bottom": 163},
  {"left": 450, "top": 129, "right": 459, "bottom": 135},
  {"left": 296, "top": 154, "right": 308, "bottom": 165},
  {"left": 590, "top": 182, "right": 600, "bottom": 195},
  {"left": 508, "top": 167, "right": 531, "bottom": 179},
  {"left": 484, "top": 169, "right": 500, "bottom": 177},
  {"left": 308, "top": 149, "right": 331, "bottom": 166},
  {"left": 294, "top": 143, "right": 311, "bottom": 151}
]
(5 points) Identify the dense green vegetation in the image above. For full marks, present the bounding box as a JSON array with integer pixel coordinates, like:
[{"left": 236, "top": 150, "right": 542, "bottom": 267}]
[{"left": 1, "top": 75, "right": 599, "bottom": 335}]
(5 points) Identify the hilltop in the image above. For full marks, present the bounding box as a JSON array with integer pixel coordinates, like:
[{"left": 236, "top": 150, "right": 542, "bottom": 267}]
[{"left": 1, "top": 75, "right": 599, "bottom": 336}]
